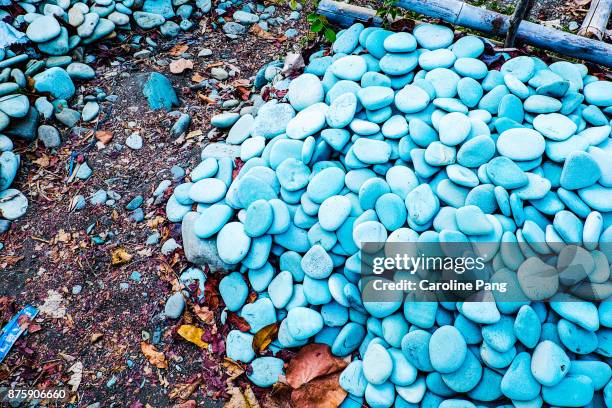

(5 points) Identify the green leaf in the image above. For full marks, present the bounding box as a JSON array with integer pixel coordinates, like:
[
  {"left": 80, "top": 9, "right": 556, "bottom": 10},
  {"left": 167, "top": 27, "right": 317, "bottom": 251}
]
[
  {"left": 311, "top": 19, "right": 324, "bottom": 32},
  {"left": 307, "top": 13, "right": 319, "bottom": 23},
  {"left": 324, "top": 28, "right": 336, "bottom": 42},
  {"left": 289, "top": 0, "right": 298, "bottom": 10}
]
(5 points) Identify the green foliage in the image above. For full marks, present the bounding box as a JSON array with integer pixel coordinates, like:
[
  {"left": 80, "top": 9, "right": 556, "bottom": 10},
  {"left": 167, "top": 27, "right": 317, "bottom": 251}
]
[
  {"left": 376, "top": 0, "right": 402, "bottom": 25},
  {"left": 307, "top": 12, "right": 336, "bottom": 43}
]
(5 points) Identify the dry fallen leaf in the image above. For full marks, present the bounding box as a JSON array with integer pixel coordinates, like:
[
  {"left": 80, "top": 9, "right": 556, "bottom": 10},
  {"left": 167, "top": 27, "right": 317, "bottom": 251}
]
[
  {"left": 291, "top": 373, "right": 346, "bottom": 408},
  {"left": 191, "top": 72, "right": 205, "bottom": 83},
  {"left": 95, "top": 130, "right": 114, "bottom": 145},
  {"left": 193, "top": 305, "right": 215, "bottom": 326},
  {"left": 111, "top": 247, "right": 133, "bottom": 266},
  {"left": 225, "top": 384, "right": 261, "bottom": 408},
  {"left": 252, "top": 323, "right": 278, "bottom": 354},
  {"left": 285, "top": 344, "right": 348, "bottom": 389},
  {"left": 141, "top": 341, "right": 168, "bottom": 369},
  {"left": 33, "top": 155, "right": 51, "bottom": 167},
  {"left": 249, "top": 24, "right": 286, "bottom": 42},
  {"left": 169, "top": 43, "right": 189, "bottom": 56},
  {"left": 170, "top": 58, "right": 194, "bottom": 74},
  {"left": 177, "top": 324, "right": 208, "bottom": 348},
  {"left": 169, "top": 377, "right": 201, "bottom": 400},
  {"left": 67, "top": 361, "right": 83, "bottom": 391}
]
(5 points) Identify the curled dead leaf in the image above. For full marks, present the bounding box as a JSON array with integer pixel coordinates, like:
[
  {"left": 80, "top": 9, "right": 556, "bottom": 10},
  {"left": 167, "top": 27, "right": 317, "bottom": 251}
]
[
  {"left": 291, "top": 373, "right": 346, "bottom": 408},
  {"left": 225, "top": 384, "right": 261, "bottom": 408},
  {"left": 252, "top": 323, "right": 279, "bottom": 354},
  {"left": 169, "top": 378, "right": 201, "bottom": 400},
  {"left": 169, "top": 43, "right": 189, "bottom": 56},
  {"left": 170, "top": 58, "right": 194, "bottom": 74},
  {"left": 111, "top": 247, "right": 133, "bottom": 266},
  {"left": 141, "top": 341, "right": 168, "bottom": 369},
  {"left": 95, "top": 130, "right": 113, "bottom": 145},
  {"left": 177, "top": 324, "right": 208, "bottom": 348},
  {"left": 285, "top": 344, "right": 348, "bottom": 389},
  {"left": 249, "top": 24, "right": 286, "bottom": 42}
]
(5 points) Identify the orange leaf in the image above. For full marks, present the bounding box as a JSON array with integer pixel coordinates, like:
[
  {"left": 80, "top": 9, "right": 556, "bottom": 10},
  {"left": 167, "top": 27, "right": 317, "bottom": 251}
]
[
  {"left": 111, "top": 247, "right": 133, "bottom": 266},
  {"left": 290, "top": 373, "right": 347, "bottom": 408},
  {"left": 252, "top": 323, "right": 279, "bottom": 354},
  {"left": 95, "top": 130, "right": 113, "bottom": 145},
  {"left": 285, "top": 344, "right": 348, "bottom": 389},
  {"left": 170, "top": 58, "right": 194, "bottom": 74},
  {"left": 177, "top": 324, "right": 208, "bottom": 348},
  {"left": 169, "top": 377, "right": 201, "bottom": 400},
  {"left": 191, "top": 72, "right": 205, "bottom": 83},
  {"left": 249, "top": 24, "right": 286, "bottom": 42},
  {"left": 141, "top": 341, "right": 168, "bottom": 369},
  {"left": 169, "top": 43, "right": 189, "bottom": 56}
]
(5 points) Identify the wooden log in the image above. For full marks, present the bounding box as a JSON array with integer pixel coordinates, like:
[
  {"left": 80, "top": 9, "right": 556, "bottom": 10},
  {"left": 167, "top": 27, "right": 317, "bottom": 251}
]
[
  {"left": 504, "top": 0, "right": 534, "bottom": 47},
  {"left": 578, "top": 0, "right": 612, "bottom": 40},
  {"left": 317, "top": 0, "right": 612, "bottom": 67}
]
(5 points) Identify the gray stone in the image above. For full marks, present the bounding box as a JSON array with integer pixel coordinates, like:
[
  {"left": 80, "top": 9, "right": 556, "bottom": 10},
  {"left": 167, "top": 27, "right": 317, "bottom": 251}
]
[
  {"left": 37, "top": 125, "right": 61, "bottom": 148},
  {"left": 181, "top": 211, "right": 230, "bottom": 271}
]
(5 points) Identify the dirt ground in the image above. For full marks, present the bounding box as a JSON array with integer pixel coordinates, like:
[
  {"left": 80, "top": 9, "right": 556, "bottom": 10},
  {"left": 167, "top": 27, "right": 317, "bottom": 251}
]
[{"left": 0, "top": 0, "right": 606, "bottom": 407}]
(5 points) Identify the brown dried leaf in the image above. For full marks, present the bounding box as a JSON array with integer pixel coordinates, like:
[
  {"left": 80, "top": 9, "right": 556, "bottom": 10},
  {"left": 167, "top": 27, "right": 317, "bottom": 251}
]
[
  {"left": 33, "top": 155, "right": 50, "bottom": 167},
  {"left": 170, "top": 58, "right": 194, "bottom": 74},
  {"left": 177, "top": 324, "right": 208, "bottom": 348},
  {"left": 285, "top": 344, "right": 348, "bottom": 389},
  {"left": 249, "top": 24, "right": 286, "bottom": 42},
  {"left": 169, "top": 43, "right": 189, "bottom": 56},
  {"left": 169, "top": 378, "right": 201, "bottom": 400},
  {"left": 225, "top": 384, "right": 261, "bottom": 408},
  {"left": 95, "top": 130, "right": 114, "bottom": 145},
  {"left": 141, "top": 341, "right": 168, "bottom": 369},
  {"left": 191, "top": 72, "right": 205, "bottom": 83},
  {"left": 194, "top": 305, "right": 215, "bottom": 326},
  {"left": 290, "top": 373, "right": 346, "bottom": 408},
  {"left": 252, "top": 323, "right": 279, "bottom": 354},
  {"left": 111, "top": 247, "right": 133, "bottom": 266},
  {"left": 226, "top": 312, "right": 251, "bottom": 332}
]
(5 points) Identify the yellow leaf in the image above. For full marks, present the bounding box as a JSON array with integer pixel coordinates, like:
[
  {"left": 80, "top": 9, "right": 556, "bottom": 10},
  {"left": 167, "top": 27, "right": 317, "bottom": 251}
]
[
  {"left": 252, "top": 323, "right": 278, "bottom": 354},
  {"left": 111, "top": 247, "right": 133, "bottom": 266},
  {"left": 177, "top": 325, "right": 208, "bottom": 348}
]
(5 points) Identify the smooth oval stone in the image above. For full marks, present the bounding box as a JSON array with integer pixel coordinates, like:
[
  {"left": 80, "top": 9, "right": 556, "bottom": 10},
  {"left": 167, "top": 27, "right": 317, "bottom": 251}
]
[
  {"left": 456, "top": 205, "right": 493, "bottom": 235},
  {"left": 375, "top": 193, "right": 406, "bottom": 231},
  {"left": 384, "top": 32, "right": 417, "bottom": 52},
  {"left": 217, "top": 222, "right": 251, "bottom": 264},
  {"left": 439, "top": 112, "right": 471, "bottom": 146},
  {"left": 454, "top": 58, "right": 488, "bottom": 79},
  {"left": 394, "top": 85, "right": 431, "bottom": 113},
  {"left": 358, "top": 86, "right": 394, "bottom": 111},
  {"left": 501, "top": 56, "right": 535, "bottom": 82},
  {"left": 226, "top": 330, "right": 255, "bottom": 363},
  {"left": 331, "top": 55, "right": 368, "bottom": 81},
  {"left": 333, "top": 23, "right": 364, "bottom": 54},
  {"left": 497, "top": 128, "right": 546, "bottom": 161},
  {"left": 301, "top": 244, "right": 333, "bottom": 279},
  {"left": 353, "top": 138, "right": 391, "bottom": 164},
  {"left": 457, "top": 135, "right": 496, "bottom": 168},
  {"left": 286, "top": 307, "right": 324, "bottom": 340},
  {"left": 406, "top": 184, "right": 438, "bottom": 225},
  {"left": 381, "top": 115, "right": 408, "bottom": 139},
  {"left": 486, "top": 157, "right": 528, "bottom": 189},
  {"left": 235, "top": 175, "right": 277, "bottom": 208},
  {"left": 219, "top": 272, "right": 248, "bottom": 311},
  {"left": 252, "top": 102, "right": 295, "bottom": 139},
  {"left": 401, "top": 329, "right": 434, "bottom": 372},
  {"left": 340, "top": 361, "right": 368, "bottom": 397},
  {"left": 533, "top": 112, "right": 577, "bottom": 140},
  {"left": 365, "top": 381, "right": 396, "bottom": 408},
  {"left": 244, "top": 200, "right": 273, "bottom": 237},
  {"left": 524, "top": 95, "right": 562, "bottom": 113},
  {"left": 578, "top": 184, "right": 612, "bottom": 212},
  {"left": 247, "top": 357, "right": 284, "bottom": 388},
  {"left": 268, "top": 270, "right": 293, "bottom": 309},
  {"left": 188, "top": 178, "right": 227, "bottom": 203},
  {"left": 441, "top": 348, "right": 482, "bottom": 393},
  {"left": 332, "top": 322, "right": 366, "bottom": 356},
  {"left": 413, "top": 23, "right": 454, "bottom": 50},
  {"left": 531, "top": 340, "right": 570, "bottom": 386},
  {"left": 569, "top": 361, "right": 612, "bottom": 391},
  {"left": 287, "top": 73, "right": 324, "bottom": 111},
  {"left": 583, "top": 80, "right": 612, "bottom": 106},
  {"left": 425, "top": 68, "right": 461, "bottom": 98},
  {"left": 429, "top": 326, "right": 467, "bottom": 373},
  {"left": 276, "top": 158, "right": 311, "bottom": 191},
  {"left": 457, "top": 77, "right": 483, "bottom": 108},
  {"left": 513, "top": 305, "right": 541, "bottom": 348},
  {"left": 380, "top": 52, "right": 418, "bottom": 76},
  {"left": 286, "top": 109, "right": 326, "bottom": 140},
  {"left": 193, "top": 204, "right": 233, "bottom": 238},
  {"left": 319, "top": 195, "right": 351, "bottom": 231},
  {"left": 350, "top": 118, "right": 380, "bottom": 135},
  {"left": 419, "top": 49, "right": 456, "bottom": 70},
  {"left": 326, "top": 92, "right": 357, "bottom": 128},
  {"left": 307, "top": 166, "right": 345, "bottom": 204},
  {"left": 0, "top": 189, "right": 28, "bottom": 220},
  {"left": 542, "top": 375, "right": 594, "bottom": 407},
  {"left": 452, "top": 36, "right": 484, "bottom": 58},
  {"left": 211, "top": 112, "right": 240, "bottom": 128},
  {"left": 363, "top": 343, "right": 393, "bottom": 385},
  {"left": 557, "top": 318, "right": 598, "bottom": 354},
  {"left": 365, "top": 29, "right": 393, "bottom": 58},
  {"left": 27, "top": 15, "right": 61, "bottom": 42}
]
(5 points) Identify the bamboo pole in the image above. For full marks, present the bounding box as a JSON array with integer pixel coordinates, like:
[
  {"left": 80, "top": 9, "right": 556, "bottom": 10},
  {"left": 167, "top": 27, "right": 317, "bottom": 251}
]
[
  {"left": 317, "top": 0, "right": 612, "bottom": 67},
  {"left": 578, "top": 0, "right": 612, "bottom": 40},
  {"left": 504, "top": 0, "right": 534, "bottom": 47}
]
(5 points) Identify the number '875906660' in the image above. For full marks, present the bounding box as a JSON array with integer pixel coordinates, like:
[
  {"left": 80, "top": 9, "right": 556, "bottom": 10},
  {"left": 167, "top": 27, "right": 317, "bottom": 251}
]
[{"left": 4, "top": 388, "right": 68, "bottom": 401}]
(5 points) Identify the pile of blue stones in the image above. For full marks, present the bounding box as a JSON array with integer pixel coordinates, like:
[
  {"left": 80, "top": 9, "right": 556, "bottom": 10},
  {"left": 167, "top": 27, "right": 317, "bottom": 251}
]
[{"left": 167, "top": 22, "right": 612, "bottom": 407}]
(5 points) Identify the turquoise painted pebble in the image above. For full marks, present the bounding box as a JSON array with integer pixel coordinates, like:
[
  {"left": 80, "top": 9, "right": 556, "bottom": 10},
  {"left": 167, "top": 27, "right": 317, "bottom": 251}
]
[{"left": 164, "top": 22, "right": 612, "bottom": 407}]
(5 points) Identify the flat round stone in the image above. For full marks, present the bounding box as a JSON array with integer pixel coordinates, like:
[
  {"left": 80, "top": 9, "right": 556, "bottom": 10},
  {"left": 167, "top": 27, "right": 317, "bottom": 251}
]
[
  {"left": 326, "top": 92, "right": 357, "bottom": 128},
  {"left": 287, "top": 73, "right": 324, "bottom": 111},
  {"left": 188, "top": 178, "right": 227, "bottom": 203},
  {"left": 523, "top": 95, "right": 562, "bottom": 113},
  {"left": 217, "top": 222, "right": 251, "bottom": 264},
  {"left": 501, "top": 56, "right": 535, "bottom": 82},
  {"left": 353, "top": 138, "right": 391, "bottom": 164},
  {"left": 379, "top": 52, "right": 418, "bottom": 76},
  {"left": 439, "top": 112, "right": 471, "bottom": 146},
  {"left": 252, "top": 102, "right": 295, "bottom": 139},
  {"left": 307, "top": 167, "right": 346, "bottom": 203},
  {"left": 27, "top": 16, "right": 61, "bottom": 42},
  {"left": 425, "top": 68, "right": 461, "bottom": 98},
  {"left": 533, "top": 112, "right": 577, "bottom": 140},
  {"left": 331, "top": 55, "right": 367, "bottom": 81},
  {"left": 452, "top": 36, "right": 484, "bottom": 58},
  {"left": 454, "top": 58, "right": 488, "bottom": 79},
  {"left": 276, "top": 158, "right": 311, "bottom": 191},
  {"left": 0, "top": 189, "right": 28, "bottom": 220},
  {"left": 419, "top": 49, "right": 456, "bottom": 70},
  {"left": 429, "top": 325, "right": 467, "bottom": 373},
  {"left": 583, "top": 80, "right": 612, "bottom": 106},
  {"left": 319, "top": 195, "right": 351, "bottom": 231},
  {"left": 394, "top": 85, "right": 431, "bottom": 113},
  {"left": 357, "top": 86, "right": 394, "bottom": 110},
  {"left": 413, "top": 23, "right": 454, "bottom": 50},
  {"left": 286, "top": 109, "right": 326, "bottom": 140},
  {"left": 193, "top": 204, "right": 233, "bottom": 238},
  {"left": 497, "top": 128, "right": 546, "bottom": 161},
  {"left": 244, "top": 199, "right": 274, "bottom": 237},
  {"left": 286, "top": 307, "right": 324, "bottom": 340}
]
